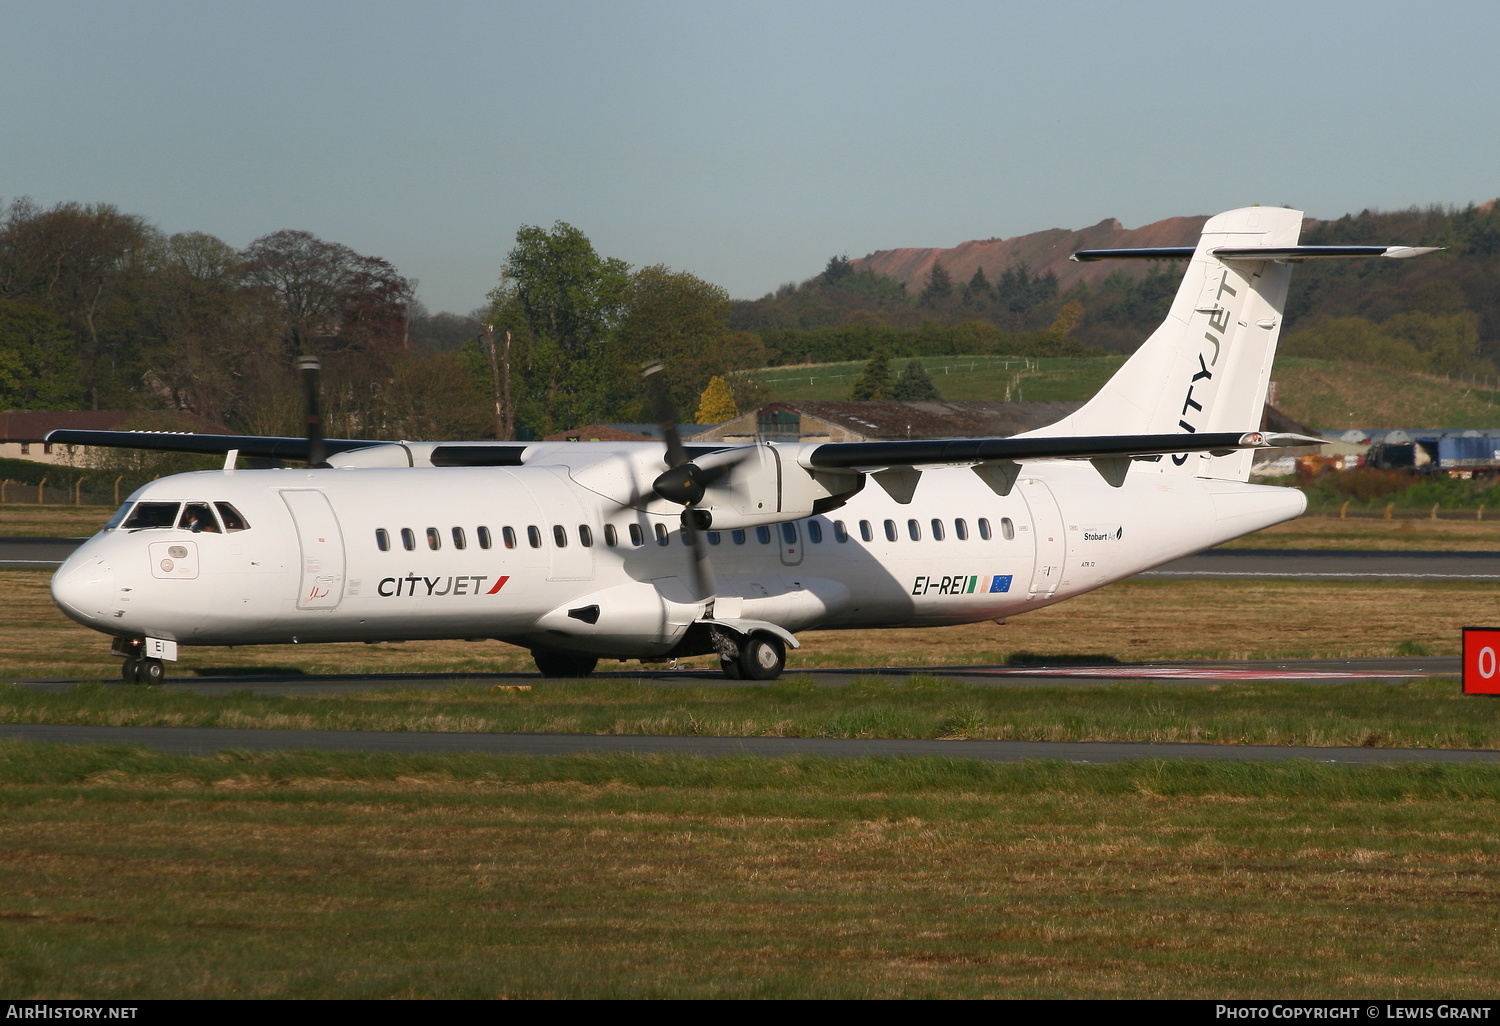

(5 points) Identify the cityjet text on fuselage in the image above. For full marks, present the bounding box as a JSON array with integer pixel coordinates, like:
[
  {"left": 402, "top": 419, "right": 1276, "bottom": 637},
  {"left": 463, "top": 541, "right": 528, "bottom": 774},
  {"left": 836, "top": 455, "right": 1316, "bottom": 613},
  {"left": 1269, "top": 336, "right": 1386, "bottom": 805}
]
[{"left": 377, "top": 574, "right": 509, "bottom": 597}]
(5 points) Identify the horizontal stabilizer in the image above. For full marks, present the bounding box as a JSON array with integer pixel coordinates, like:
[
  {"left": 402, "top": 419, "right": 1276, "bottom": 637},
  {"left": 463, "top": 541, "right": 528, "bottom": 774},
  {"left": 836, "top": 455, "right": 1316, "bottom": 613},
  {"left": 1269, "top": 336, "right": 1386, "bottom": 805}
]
[{"left": 1073, "top": 244, "right": 1441, "bottom": 262}]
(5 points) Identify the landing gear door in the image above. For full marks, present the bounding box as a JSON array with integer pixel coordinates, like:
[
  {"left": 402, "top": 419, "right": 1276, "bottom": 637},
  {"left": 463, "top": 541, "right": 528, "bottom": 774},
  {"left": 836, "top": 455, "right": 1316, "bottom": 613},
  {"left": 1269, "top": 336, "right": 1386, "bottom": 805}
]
[
  {"left": 282, "top": 489, "right": 345, "bottom": 610},
  {"left": 1019, "top": 478, "right": 1065, "bottom": 598}
]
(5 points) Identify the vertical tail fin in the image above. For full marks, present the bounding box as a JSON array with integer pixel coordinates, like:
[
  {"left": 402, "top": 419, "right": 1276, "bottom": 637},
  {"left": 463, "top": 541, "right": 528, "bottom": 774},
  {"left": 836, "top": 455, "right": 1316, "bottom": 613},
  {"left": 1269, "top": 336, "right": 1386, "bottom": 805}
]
[{"left": 1023, "top": 206, "right": 1302, "bottom": 482}]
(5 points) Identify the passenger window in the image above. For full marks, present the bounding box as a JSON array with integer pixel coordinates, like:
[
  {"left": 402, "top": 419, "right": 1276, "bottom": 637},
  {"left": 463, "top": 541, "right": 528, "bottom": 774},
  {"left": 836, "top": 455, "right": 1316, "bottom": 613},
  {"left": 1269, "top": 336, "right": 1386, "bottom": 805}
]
[
  {"left": 807, "top": 520, "right": 823, "bottom": 543},
  {"left": 1001, "top": 517, "right": 1015, "bottom": 540},
  {"left": 215, "top": 502, "right": 249, "bottom": 532},
  {"left": 528, "top": 526, "right": 542, "bottom": 548},
  {"left": 955, "top": 518, "right": 968, "bottom": 541},
  {"left": 427, "top": 527, "right": 441, "bottom": 550},
  {"left": 579, "top": 525, "right": 593, "bottom": 547},
  {"left": 707, "top": 531, "right": 721, "bottom": 545},
  {"left": 907, "top": 519, "right": 921, "bottom": 541},
  {"left": 781, "top": 522, "right": 798, "bottom": 545},
  {"left": 376, "top": 528, "right": 390, "bottom": 552},
  {"left": 477, "top": 526, "right": 493, "bottom": 549},
  {"left": 833, "top": 520, "right": 849, "bottom": 543},
  {"left": 401, "top": 528, "right": 416, "bottom": 551},
  {"left": 604, "top": 524, "right": 617, "bottom": 547},
  {"left": 180, "top": 502, "right": 219, "bottom": 533},
  {"left": 553, "top": 525, "right": 568, "bottom": 548},
  {"left": 732, "top": 529, "right": 746, "bottom": 544},
  {"left": 756, "top": 526, "right": 772, "bottom": 545},
  {"left": 859, "top": 520, "right": 873, "bottom": 543},
  {"left": 680, "top": 531, "right": 692, "bottom": 545},
  {"left": 629, "top": 523, "right": 644, "bottom": 546},
  {"left": 502, "top": 526, "right": 517, "bottom": 549},
  {"left": 655, "top": 523, "right": 669, "bottom": 545},
  {"left": 884, "top": 520, "right": 897, "bottom": 542},
  {"left": 978, "top": 518, "right": 992, "bottom": 541},
  {"left": 931, "top": 519, "right": 945, "bottom": 541},
  {"left": 452, "top": 526, "right": 467, "bottom": 550}
]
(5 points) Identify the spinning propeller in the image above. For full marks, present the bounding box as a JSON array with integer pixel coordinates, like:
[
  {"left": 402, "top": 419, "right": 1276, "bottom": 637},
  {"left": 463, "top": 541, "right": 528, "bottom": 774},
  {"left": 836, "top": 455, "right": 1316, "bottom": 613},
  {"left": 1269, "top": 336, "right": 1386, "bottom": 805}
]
[{"left": 641, "top": 362, "right": 720, "bottom": 608}]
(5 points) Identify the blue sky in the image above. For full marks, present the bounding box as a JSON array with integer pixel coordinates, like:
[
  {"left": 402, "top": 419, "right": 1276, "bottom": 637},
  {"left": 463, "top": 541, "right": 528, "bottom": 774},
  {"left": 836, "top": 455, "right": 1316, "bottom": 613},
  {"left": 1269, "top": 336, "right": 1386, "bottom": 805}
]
[{"left": 3, "top": 0, "right": 1496, "bottom": 312}]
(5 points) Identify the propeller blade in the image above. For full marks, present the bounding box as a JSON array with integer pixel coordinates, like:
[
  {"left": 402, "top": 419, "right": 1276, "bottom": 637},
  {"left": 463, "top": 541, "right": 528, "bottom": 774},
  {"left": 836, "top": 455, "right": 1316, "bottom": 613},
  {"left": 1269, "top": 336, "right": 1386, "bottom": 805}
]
[
  {"left": 298, "top": 355, "right": 326, "bottom": 466},
  {"left": 681, "top": 508, "right": 718, "bottom": 604},
  {"left": 641, "top": 361, "right": 688, "bottom": 470},
  {"left": 642, "top": 360, "right": 716, "bottom": 607}
]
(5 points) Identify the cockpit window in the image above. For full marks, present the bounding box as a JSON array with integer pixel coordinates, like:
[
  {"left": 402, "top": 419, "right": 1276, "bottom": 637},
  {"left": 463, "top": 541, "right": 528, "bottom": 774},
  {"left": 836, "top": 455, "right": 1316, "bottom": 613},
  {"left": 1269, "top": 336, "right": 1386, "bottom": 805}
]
[
  {"left": 179, "top": 502, "right": 220, "bottom": 533},
  {"left": 104, "top": 503, "right": 133, "bottom": 530},
  {"left": 215, "top": 502, "right": 249, "bottom": 532},
  {"left": 122, "top": 502, "right": 180, "bottom": 530}
]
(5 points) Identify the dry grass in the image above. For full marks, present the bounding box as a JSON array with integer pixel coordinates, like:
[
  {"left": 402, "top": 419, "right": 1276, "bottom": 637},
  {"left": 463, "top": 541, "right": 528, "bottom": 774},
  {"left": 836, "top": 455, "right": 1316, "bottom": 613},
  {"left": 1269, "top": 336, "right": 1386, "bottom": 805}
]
[
  {"left": 2, "top": 748, "right": 1497, "bottom": 998},
  {"left": 0, "top": 503, "right": 114, "bottom": 537}
]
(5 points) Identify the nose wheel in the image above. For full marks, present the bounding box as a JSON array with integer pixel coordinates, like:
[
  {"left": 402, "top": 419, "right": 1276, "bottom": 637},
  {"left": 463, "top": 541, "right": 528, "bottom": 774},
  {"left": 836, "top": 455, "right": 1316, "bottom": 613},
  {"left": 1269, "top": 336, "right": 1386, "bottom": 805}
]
[{"left": 120, "top": 656, "right": 165, "bottom": 684}]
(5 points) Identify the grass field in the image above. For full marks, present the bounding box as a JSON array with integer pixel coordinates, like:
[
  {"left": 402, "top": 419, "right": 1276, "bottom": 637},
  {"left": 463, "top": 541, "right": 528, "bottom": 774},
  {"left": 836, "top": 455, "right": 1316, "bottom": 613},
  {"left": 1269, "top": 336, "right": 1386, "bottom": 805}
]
[
  {"left": 746, "top": 354, "right": 1500, "bottom": 430},
  {"left": 2, "top": 746, "right": 1498, "bottom": 998},
  {"left": 3, "top": 676, "right": 1495, "bottom": 749},
  {"left": 9, "top": 517, "right": 1500, "bottom": 998}
]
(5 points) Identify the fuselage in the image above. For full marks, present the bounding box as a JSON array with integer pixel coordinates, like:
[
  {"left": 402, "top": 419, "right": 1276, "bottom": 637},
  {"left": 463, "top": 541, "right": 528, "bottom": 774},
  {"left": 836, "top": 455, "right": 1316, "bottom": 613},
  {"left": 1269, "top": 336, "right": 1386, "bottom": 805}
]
[{"left": 51, "top": 456, "right": 1305, "bottom": 661}]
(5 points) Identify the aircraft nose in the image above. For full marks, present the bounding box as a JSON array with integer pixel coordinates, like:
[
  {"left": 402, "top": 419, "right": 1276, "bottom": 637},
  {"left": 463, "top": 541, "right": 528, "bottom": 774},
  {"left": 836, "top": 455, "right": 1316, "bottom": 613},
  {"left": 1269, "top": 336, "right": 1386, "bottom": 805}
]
[{"left": 51, "top": 554, "right": 116, "bottom": 626}]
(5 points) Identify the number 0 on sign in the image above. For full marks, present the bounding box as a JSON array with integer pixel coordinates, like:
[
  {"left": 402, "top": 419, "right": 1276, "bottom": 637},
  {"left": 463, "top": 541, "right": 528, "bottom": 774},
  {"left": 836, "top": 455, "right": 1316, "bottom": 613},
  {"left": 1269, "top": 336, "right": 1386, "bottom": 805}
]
[{"left": 1462, "top": 628, "right": 1500, "bottom": 694}]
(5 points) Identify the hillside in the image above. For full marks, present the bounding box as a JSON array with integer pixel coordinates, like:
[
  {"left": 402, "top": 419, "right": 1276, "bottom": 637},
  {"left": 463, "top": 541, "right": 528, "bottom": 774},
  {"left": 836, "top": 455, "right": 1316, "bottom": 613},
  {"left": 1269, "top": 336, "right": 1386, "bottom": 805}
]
[
  {"left": 853, "top": 214, "right": 1215, "bottom": 293},
  {"left": 747, "top": 356, "right": 1500, "bottom": 431}
]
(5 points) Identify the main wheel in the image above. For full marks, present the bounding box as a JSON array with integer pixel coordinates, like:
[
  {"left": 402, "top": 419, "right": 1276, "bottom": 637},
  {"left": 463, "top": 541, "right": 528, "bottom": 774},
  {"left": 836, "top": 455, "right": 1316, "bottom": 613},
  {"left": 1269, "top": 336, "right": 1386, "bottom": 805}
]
[
  {"left": 140, "top": 658, "right": 165, "bottom": 684},
  {"left": 532, "top": 650, "right": 599, "bottom": 679},
  {"left": 737, "top": 635, "right": 785, "bottom": 681},
  {"left": 720, "top": 654, "right": 744, "bottom": 680},
  {"left": 121, "top": 657, "right": 142, "bottom": 684}
]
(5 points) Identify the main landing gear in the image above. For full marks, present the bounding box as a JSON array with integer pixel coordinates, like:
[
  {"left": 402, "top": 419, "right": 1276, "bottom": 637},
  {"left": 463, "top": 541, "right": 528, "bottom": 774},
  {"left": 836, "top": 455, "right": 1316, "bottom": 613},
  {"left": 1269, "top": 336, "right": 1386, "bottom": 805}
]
[
  {"left": 532, "top": 649, "right": 600, "bottom": 679},
  {"left": 718, "top": 633, "right": 785, "bottom": 681}
]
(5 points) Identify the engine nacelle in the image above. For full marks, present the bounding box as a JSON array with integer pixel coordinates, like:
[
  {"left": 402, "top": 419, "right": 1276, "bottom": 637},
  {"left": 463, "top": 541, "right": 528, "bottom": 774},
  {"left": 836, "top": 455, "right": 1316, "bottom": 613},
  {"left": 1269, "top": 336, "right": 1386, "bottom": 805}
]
[{"left": 689, "top": 445, "right": 862, "bottom": 529}]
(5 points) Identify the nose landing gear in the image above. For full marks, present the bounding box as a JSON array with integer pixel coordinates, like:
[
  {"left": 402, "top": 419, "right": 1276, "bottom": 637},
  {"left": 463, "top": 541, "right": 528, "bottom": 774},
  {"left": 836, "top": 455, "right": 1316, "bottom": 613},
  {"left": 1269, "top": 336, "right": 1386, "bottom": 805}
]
[{"left": 112, "top": 638, "right": 166, "bottom": 685}]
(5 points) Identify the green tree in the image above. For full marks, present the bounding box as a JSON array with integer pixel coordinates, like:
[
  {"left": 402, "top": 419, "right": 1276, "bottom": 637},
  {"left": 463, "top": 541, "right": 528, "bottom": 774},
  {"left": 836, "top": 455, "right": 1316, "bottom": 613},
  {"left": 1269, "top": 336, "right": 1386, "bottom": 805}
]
[
  {"left": 918, "top": 261, "right": 953, "bottom": 308},
  {"left": 0, "top": 198, "right": 158, "bottom": 408},
  {"left": 963, "top": 266, "right": 990, "bottom": 307},
  {"left": 893, "top": 358, "right": 942, "bottom": 401},
  {"left": 488, "top": 222, "right": 630, "bottom": 432},
  {"left": 822, "top": 254, "right": 854, "bottom": 286},
  {"left": 0, "top": 299, "right": 80, "bottom": 408},
  {"left": 695, "top": 375, "right": 738, "bottom": 422},
  {"left": 849, "top": 348, "right": 893, "bottom": 400},
  {"left": 609, "top": 264, "right": 761, "bottom": 421}
]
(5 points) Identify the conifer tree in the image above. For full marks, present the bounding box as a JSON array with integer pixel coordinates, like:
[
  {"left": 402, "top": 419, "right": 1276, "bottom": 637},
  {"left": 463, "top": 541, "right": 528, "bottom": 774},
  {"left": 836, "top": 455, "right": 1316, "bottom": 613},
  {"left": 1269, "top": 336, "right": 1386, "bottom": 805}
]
[
  {"left": 849, "top": 348, "right": 893, "bottom": 400},
  {"left": 918, "top": 261, "right": 953, "bottom": 308},
  {"left": 893, "top": 358, "right": 942, "bottom": 401}
]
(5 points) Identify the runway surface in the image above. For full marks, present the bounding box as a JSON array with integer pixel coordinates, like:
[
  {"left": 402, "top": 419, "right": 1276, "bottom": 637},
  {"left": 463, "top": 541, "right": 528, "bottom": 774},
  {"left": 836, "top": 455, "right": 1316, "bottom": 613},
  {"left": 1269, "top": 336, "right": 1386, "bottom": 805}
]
[
  {"left": 3, "top": 721, "right": 1497, "bottom": 766},
  {"left": 9, "top": 655, "right": 1459, "bottom": 695},
  {"left": 10, "top": 537, "right": 1500, "bottom": 578}
]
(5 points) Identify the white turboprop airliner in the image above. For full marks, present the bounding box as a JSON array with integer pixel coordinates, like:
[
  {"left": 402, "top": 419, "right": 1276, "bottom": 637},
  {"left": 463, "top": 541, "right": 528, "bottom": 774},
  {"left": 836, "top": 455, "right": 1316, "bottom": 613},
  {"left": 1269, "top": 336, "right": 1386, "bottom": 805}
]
[{"left": 49, "top": 207, "right": 1436, "bottom": 683}]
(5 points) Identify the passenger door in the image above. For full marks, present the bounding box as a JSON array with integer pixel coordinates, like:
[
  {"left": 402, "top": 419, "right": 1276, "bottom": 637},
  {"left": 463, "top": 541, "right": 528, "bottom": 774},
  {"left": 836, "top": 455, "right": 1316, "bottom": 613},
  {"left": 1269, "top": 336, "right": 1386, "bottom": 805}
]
[{"left": 281, "top": 490, "right": 345, "bottom": 610}]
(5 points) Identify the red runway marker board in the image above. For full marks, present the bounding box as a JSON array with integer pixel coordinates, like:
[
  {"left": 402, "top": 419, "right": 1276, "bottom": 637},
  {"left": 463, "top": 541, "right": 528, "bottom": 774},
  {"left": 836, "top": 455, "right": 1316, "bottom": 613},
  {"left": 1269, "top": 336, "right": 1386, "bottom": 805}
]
[{"left": 1462, "top": 628, "right": 1500, "bottom": 694}]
